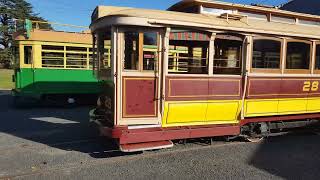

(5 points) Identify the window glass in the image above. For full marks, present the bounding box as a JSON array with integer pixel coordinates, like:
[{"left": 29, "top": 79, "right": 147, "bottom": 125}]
[
  {"left": 272, "top": 15, "right": 296, "bottom": 24},
  {"left": 97, "top": 31, "right": 112, "bottom": 79},
  {"left": 41, "top": 52, "right": 64, "bottom": 68},
  {"left": 66, "top": 46, "right": 87, "bottom": 52},
  {"left": 252, "top": 39, "right": 281, "bottom": 69},
  {"left": 143, "top": 32, "right": 158, "bottom": 71},
  {"left": 286, "top": 42, "right": 310, "bottom": 69},
  {"left": 124, "top": 32, "right": 139, "bottom": 70},
  {"left": 41, "top": 45, "right": 64, "bottom": 68},
  {"left": 315, "top": 44, "right": 320, "bottom": 70},
  {"left": 42, "top": 45, "right": 64, "bottom": 51},
  {"left": 13, "top": 46, "right": 20, "bottom": 65},
  {"left": 66, "top": 53, "right": 87, "bottom": 69},
  {"left": 202, "top": 7, "right": 233, "bottom": 15},
  {"left": 239, "top": 11, "right": 268, "bottom": 20},
  {"left": 24, "top": 46, "right": 32, "bottom": 64},
  {"left": 299, "top": 19, "right": 320, "bottom": 26},
  {"left": 168, "top": 29, "right": 209, "bottom": 74},
  {"left": 213, "top": 35, "right": 242, "bottom": 75}
]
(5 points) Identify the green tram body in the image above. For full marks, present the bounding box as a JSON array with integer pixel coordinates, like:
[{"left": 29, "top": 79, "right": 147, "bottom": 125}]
[{"left": 12, "top": 30, "right": 108, "bottom": 104}]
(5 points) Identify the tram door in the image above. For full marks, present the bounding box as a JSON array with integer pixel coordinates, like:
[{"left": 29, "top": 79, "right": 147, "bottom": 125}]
[{"left": 119, "top": 29, "right": 163, "bottom": 125}]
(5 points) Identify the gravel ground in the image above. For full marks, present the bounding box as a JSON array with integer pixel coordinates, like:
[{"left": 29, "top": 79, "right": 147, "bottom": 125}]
[{"left": 1, "top": 90, "right": 320, "bottom": 180}]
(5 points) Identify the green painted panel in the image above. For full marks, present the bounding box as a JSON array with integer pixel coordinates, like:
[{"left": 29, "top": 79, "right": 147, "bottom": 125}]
[{"left": 14, "top": 68, "right": 107, "bottom": 97}]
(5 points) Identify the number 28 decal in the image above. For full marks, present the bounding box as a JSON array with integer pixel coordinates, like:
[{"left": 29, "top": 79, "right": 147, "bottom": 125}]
[{"left": 303, "top": 81, "right": 319, "bottom": 92}]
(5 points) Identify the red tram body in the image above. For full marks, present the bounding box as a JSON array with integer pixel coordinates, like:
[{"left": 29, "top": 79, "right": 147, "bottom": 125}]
[{"left": 90, "top": 0, "right": 320, "bottom": 151}]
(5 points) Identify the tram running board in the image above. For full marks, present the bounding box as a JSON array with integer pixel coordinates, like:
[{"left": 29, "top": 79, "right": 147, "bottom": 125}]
[{"left": 120, "top": 140, "right": 174, "bottom": 152}]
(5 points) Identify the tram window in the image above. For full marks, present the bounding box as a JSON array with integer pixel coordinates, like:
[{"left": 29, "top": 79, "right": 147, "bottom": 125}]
[
  {"left": 124, "top": 32, "right": 139, "bottom": 70},
  {"left": 213, "top": 35, "right": 242, "bottom": 75},
  {"left": 286, "top": 42, "right": 310, "bottom": 70},
  {"left": 168, "top": 29, "right": 209, "bottom": 74},
  {"left": 24, "top": 46, "right": 32, "bottom": 64},
  {"left": 66, "top": 53, "right": 87, "bottom": 69},
  {"left": 252, "top": 39, "right": 281, "bottom": 69},
  {"left": 42, "top": 45, "right": 64, "bottom": 51},
  {"left": 12, "top": 46, "right": 19, "bottom": 65},
  {"left": 143, "top": 32, "right": 158, "bottom": 71},
  {"left": 66, "top": 46, "right": 87, "bottom": 52},
  {"left": 97, "top": 30, "right": 112, "bottom": 79},
  {"left": 315, "top": 44, "right": 320, "bottom": 70},
  {"left": 41, "top": 52, "right": 64, "bottom": 67},
  {"left": 123, "top": 31, "right": 158, "bottom": 71}
]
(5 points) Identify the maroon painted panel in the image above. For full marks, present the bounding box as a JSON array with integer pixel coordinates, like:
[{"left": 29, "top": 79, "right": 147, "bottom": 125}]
[
  {"left": 168, "top": 78, "right": 208, "bottom": 99},
  {"left": 123, "top": 77, "right": 157, "bottom": 118},
  {"left": 166, "top": 76, "right": 242, "bottom": 101},
  {"left": 280, "top": 78, "right": 308, "bottom": 98},
  {"left": 111, "top": 124, "right": 240, "bottom": 144},
  {"left": 247, "top": 77, "right": 281, "bottom": 99},
  {"left": 208, "top": 79, "right": 242, "bottom": 100},
  {"left": 247, "top": 77, "right": 320, "bottom": 99}
]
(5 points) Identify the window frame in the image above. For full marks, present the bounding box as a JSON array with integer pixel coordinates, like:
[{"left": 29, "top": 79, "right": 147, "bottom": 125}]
[
  {"left": 40, "top": 43, "right": 99, "bottom": 70},
  {"left": 212, "top": 33, "right": 245, "bottom": 76},
  {"left": 23, "top": 45, "right": 33, "bottom": 65},
  {"left": 167, "top": 29, "right": 212, "bottom": 75},
  {"left": 122, "top": 29, "right": 161, "bottom": 73},
  {"left": 284, "top": 39, "right": 312, "bottom": 74},
  {"left": 250, "top": 36, "right": 283, "bottom": 74},
  {"left": 313, "top": 42, "right": 320, "bottom": 74}
]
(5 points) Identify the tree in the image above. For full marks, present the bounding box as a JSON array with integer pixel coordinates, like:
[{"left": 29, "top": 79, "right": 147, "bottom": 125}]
[{"left": 0, "top": 0, "right": 52, "bottom": 67}]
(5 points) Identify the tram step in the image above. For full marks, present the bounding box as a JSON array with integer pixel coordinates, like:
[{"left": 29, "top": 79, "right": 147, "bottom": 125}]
[{"left": 120, "top": 140, "right": 174, "bottom": 152}]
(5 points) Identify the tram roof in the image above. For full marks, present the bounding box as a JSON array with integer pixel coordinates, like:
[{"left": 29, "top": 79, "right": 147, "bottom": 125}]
[
  {"left": 168, "top": 0, "right": 320, "bottom": 21},
  {"left": 13, "top": 29, "right": 92, "bottom": 44},
  {"left": 91, "top": 6, "right": 320, "bottom": 39}
]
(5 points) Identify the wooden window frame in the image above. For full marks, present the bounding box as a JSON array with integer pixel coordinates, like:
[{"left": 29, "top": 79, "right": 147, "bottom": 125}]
[
  {"left": 313, "top": 42, "right": 320, "bottom": 74},
  {"left": 250, "top": 36, "right": 283, "bottom": 74},
  {"left": 122, "top": 29, "right": 161, "bottom": 73},
  {"left": 284, "top": 39, "right": 312, "bottom": 74},
  {"left": 212, "top": 33, "right": 244, "bottom": 75},
  {"left": 167, "top": 29, "right": 213, "bottom": 76}
]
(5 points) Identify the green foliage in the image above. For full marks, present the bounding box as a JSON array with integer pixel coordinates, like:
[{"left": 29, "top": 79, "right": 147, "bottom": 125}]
[{"left": 0, "top": 0, "right": 52, "bottom": 67}]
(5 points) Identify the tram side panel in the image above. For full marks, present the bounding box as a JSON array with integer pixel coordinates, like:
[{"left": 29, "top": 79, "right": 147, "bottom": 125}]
[
  {"left": 245, "top": 76, "right": 320, "bottom": 117},
  {"left": 163, "top": 76, "right": 242, "bottom": 127}
]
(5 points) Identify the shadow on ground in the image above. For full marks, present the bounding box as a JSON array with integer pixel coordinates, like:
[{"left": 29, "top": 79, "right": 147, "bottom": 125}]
[
  {"left": 248, "top": 133, "right": 320, "bottom": 179},
  {"left": 0, "top": 90, "right": 134, "bottom": 158}
]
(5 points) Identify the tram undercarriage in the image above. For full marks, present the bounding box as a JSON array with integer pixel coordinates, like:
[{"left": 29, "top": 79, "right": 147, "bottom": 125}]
[{"left": 91, "top": 105, "right": 320, "bottom": 152}]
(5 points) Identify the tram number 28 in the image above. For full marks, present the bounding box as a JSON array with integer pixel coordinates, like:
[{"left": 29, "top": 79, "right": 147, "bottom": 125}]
[{"left": 303, "top": 81, "right": 319, "bottom": 92}]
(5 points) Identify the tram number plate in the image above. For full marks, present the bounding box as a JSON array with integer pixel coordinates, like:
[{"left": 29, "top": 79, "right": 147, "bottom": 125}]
[{"left": 303, "top": 81, "right": 319, "bottom": 92}]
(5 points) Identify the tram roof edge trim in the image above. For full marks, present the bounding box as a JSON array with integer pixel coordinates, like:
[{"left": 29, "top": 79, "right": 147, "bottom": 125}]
[
  {"left": 13, "top": 29, "right": 92, "bottom": 44},
  {"left": 90, "top": 6, "right": 320, "bottom": 39},
  {"left": 168, "top": 0, "right": 320, "bottom": 21}
]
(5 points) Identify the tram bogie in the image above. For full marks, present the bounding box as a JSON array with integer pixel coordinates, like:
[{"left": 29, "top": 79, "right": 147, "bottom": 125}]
[{"left": 90, "top": 1, "right": 320, "bottom": 152}]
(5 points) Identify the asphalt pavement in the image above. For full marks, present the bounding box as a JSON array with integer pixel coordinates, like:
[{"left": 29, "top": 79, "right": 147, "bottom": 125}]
[{"left": 0, "top": 90, "right": 320, "bottom": 180}]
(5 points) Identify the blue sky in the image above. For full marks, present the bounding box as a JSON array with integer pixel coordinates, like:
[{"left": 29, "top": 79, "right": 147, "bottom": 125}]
[{"left": 26, "top": 0, "right": 289, "bottom": 32}]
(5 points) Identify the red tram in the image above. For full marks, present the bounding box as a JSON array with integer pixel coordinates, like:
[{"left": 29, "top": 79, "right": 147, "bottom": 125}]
[{"left": 90, "top": 0, "right": 320, "bottom": 152}]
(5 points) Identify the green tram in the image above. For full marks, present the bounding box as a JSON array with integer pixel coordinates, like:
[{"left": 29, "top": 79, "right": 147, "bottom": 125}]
[{"left": 12, "top": 29, "right": 110, "bottom": 105}]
